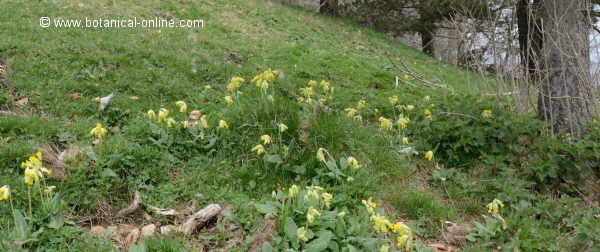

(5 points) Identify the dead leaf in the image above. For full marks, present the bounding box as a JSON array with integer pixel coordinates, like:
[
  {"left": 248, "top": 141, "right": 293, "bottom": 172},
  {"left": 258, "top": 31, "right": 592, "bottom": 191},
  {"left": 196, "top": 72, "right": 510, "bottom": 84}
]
[
  {"left": 141, "top": 224, "right": 156, "bottom": 237},
  {"left": 70, "top": 92, "right": 83, "bottom": 100},
  {"left": 15, "top": 97, "right": 28, "bottom": 105},
  {"left": 426, "top": 243, "right": 454, "bottom": 251}
]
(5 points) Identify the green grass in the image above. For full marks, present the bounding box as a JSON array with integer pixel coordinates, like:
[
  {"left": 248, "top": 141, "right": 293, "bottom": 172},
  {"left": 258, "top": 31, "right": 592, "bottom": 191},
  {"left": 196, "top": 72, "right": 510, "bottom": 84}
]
[{"left": 1, "top": 0, "right": 598, "bottom": 251}]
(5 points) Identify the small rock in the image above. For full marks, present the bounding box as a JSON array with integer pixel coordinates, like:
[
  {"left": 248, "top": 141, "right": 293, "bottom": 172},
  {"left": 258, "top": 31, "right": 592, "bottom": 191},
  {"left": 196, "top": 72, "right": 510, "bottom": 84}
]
[{"left": 141, "top": 224, "right": 156, "bottom": 237}]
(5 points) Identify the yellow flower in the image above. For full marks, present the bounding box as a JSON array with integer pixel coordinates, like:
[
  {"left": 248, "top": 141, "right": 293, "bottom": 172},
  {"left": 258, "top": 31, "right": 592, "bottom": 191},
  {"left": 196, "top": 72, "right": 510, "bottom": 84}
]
[
  {"left": 267, "top": 95, "right": 275, "bottom": 103},
  {"left": 227, "top": 77, "right": 245, "bottom": 92},
  {"left": 200, "top": 115, "right": 210, "bottom": 128},
  {"left": 182, "top": 120, "right": 190, "bottom": 129},
  {"left": 224, "top": 96, "right": 234, "bottom": 105},
  {"left": 175, "top": 101, "right": 187, "bottom": 113},
  {"left": 321, "top": 192, "right": 333, "bottom": 207},
  {"left": 345, "top": 108, "right": 358, "bottom": 117},
  {"left": 147, "top": 110, "right": 156, "bottom": 120},
  {"left": 346, "top": 177, "right": 354, "bottom": 182},
  {"left": 308, "top": 80, "right": 317, "bottom": 87},
  {"left": 89, "top": 123, "right": 108, "bottom": 139},
  {"left": 304, "top": 189, "right": 320, "bottom": 201},
  {"left": 158, "top": 108, "right": 170, "bottom": 122},
  {"left": 307, "top": 207, "right": 321, "bottom": 224},
  {"left": 404, "top": 105, "right": 415, "bottom": 111},
  {"left": 388, "top": 96, "right": 399, "bottom": 105},
  {"left": 288, "top": 185, "right": 300, "bottom": 198},
  {"left": 424, "top": 96, "right": 431, "bottom": 102},
  {"left": 486, "top": 198, "right": 504, "bottom": 214},
  {"left": 346, "top": 157, "right": 361, "bottom": 169},
  {"left": 357, "top": 100, "right": 367, "bottom": 110},
  {"left": 296, "top": 96, "right": 305, "bottom": 103},
  {"left": 44, "top": 185, "right": 56, "bottom": 194},
  {"left": 424, "top": 151, "right": 434, "bottom": 161},
  {"left": 0, "top": 185, "right": 10, "bottom": 200},
  {"left": 278, "top": 123, "right": 288, "bottom": 132},
  {"left": 371, "top": 214, "right": 391, "bottom": 233},
  {"left": 231, "top": 76, "right": 245, "bottom": 84},
  {"left": 353, "top": 115, "right": 363, "bottom": 123},
  {"left": 482, "top": 109, "right": 493, "bottom": 118},
  {"left": 319, "top": 80, "right": 330, "bottom": 90},
  {"left": 260, "top": 135, "right": 272, "bottom": 145},
  {"left": 337, "top": 211, "right": 346, "bottom": 217},
  {"left": 41, "top": 167, "right": 52, "bottom": 176},
  {"left": 218, "top": 120, "right": 229, "bottom": 129},
  {"left": 361, "top": 197, "right": 377, "bottom": 209},
  {"left": 388, "top": 222, "right": 411, "bottom": 235},
  {"left": 166, "top": 118, "right": 177, "bottom": 128},
  {"left": 299, "top": 87, "right": 314, "bottom": 97},
  {"left": 397, "top": 234, "right": 413, "bottom": 251},
  {"left": 397, "top": 115, "right": 410, "bottom": 129},
  {"left": 251, "top": 144, "right": 265, "bottom": 155},
  {"left": 316, "top": 148, "right": 327, "bottom": 163},
  {"left": 204, "top": 85, "right": 213, "bottom": 90},
  {"left": 378, "top": 117, "right": 392, "bottom": 131},
  {"left": 423, "top": 109, "right": 432, "bottom": 120},
  {"left": 402, "top": 137, "right": 409, "bottom": 145},
  {"left": 297, "top": 227, "right": 309, "bottom": 242},
  {"left": 24, "top": 168, "right": 42, "bottom": 185}
]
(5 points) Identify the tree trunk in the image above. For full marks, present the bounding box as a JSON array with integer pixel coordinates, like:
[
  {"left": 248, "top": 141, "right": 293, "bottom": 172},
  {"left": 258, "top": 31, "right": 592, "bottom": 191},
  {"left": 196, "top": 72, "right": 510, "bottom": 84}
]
[
  {"left": 538, "top": 0, "right": 596, "bottom": 136},
  {"left": 420, "top": 29, "right": 435, "bottom": 57},
  {"left": 319, "top": 0, "right": 339, "bottom": 16},
  {"left": 517, "top": 0, "right": 543, "bottom": 82}
]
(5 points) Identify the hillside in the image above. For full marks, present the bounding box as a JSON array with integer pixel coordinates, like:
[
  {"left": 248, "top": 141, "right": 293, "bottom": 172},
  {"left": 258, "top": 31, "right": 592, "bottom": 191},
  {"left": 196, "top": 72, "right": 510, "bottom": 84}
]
[{"left": 1, "top": 0, "right": 598, "bottom": 251}]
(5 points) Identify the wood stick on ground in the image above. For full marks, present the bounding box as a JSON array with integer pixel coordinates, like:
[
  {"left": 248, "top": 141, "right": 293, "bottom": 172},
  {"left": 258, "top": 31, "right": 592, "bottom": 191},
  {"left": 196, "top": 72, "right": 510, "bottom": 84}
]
[
  {"left": 181, "top": 204, "right": 222, "bottom": 235},
  {"left": 116, "top": 191, "right": 141, "bottom": 217}
]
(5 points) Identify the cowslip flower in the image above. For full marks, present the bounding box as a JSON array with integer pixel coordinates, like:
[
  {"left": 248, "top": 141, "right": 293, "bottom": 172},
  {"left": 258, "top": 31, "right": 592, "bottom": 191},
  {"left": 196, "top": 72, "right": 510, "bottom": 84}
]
[
  {"left": 424, "top": 151, "right": 434, "bottom": 161},
  {"left": 24, "top": 168, "right": 43, "bottom": 185},
  {"left": 397, "top": 234, "right": 413, "bottom": 251},
  {"left": 218, "top": 120, "right": 229, "bottom": 129},
  {"left": 345, "top": 108, "right": 357, "bottom": 117},
  {"left": 200, "top": 115, "right": 209, "bottom": 128},
  {"left": 267, "top": 95, "right": 275, "bottom": 103},
  {"left": 297, "top": 227, "right": 309, "bottom": 242},
  {"left": 316, "top": 148, "right": 327, "bottom": 163},
  {"left": 278, "top": 123, "right": 288, "bottom": 132},
  {"left": 486, "top": 198, "right": 504, "bottom": 214},
  {"left": 166, "top": 118, "right": 177, "bottom": 128},
  {"left": 346, "top": 157, "right": 361, "bottom": 169},
  {"left": 0, "top": 185, "right": 10, "bottom": 200},
  {"left": 288, "top": 185, "right": 300, "bottom": 198},
  {"left": 260, "top": 135, "right": 271, "bottom": 145},
  {"left": 204, "top": 85, "right": 213, "bottom": 90},
  {"left": 378, "top": 117, "right": 392, "bottom": 131},
  {"left": 423, "top": 109, "right": 432, "bottom": 120},
  {"left": 321, "top": 192, "right": 333, "bottom": 207},
  {"left": 482, "top": 109, "right": 493, "bottom": 118},
  {"left": 404, "top": 105, "right": 415, "bottom": 111},
  {"left": 379, "top": 245, "right": 390, "bottom": 252},
  {"left": 299, "top": 87, "right": 314, "bottom": 97},
  {"left": 357, "top": 100, "right": 367, "bottom": 110},
  {"left": 158, "top": 108, "right": 170, "bottom": 122},
  {"left": 304, "top": 189, "right": 320, "bottom": 201},
  {"left": 353, "top": 115, "right": 363, "bottom": 123},
  {"left": 224, "top": 96, "right": 234, "bottom": 105},
  {"left": 147, "top": 110, "right": 156, "bottom": 120},
  {"left": 371, "top": 214, "right": 391, "bottom": 233},
  {"left": 388, "top": 96, "right": 399, "bottom": 105},
  {"left": 424, "top": 96, "right": 431, "bottom": 102},
  {"left": 21, "top": 152, "right": 43, "bottom": 170},
  {"left": 308, "top": 80, "right": 317, "bottom": 87},
  {"left": 251, "top": 144, "right": 265, "bottom": 155},
  {"left": 90, "top": 123, "right": 108, "bottom": 139},
  {"left": 175, "top": 101, "right": 187, "bottom": 113},
  {"left": 182, "top": 120, "right": 190, "bottom": 129},
  {"left": 397, "top": 115, "right": 410, "bottom": 129},
  {"left": 402, "top": 137, "right": 409, "bottom": 145},
  {"left": 307, "top": 207, "right": 321, "bottom": 224},
  {"left": 227, "top": 77, "right": 245, "bottom": 91}
]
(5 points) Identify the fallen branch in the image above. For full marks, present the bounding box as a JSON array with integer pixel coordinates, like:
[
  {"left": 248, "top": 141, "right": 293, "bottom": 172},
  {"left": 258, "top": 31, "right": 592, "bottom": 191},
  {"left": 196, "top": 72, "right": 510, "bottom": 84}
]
[
  {"left": 181, "top": 204, "right": 222, "bottom": 235},
  {"left": 116, "top": 191, "right": 141, "bottom": 217},
  {"left": 146, "top": 205, "right": 179, "bottom": 216}
]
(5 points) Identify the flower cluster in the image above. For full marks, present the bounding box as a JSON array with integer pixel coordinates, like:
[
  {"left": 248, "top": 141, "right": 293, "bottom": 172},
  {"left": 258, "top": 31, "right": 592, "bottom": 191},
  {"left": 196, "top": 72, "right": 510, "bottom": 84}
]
[
  {"left": 486, "top": 198, "right": 504, "bottom": 214},
  {"left": 21, "top": 152, "right": 52, "bottom": 185},
  {"left": 297, "top": 80, "right": 333, "bottom": 106},
  {"left": 362, "top": 197, "right": 413, "bottom": 251},
  {"left": 252, "top": 68, "right": 279, "bottom": 89},
  {"left": 147, "top": 101, "right": 228, "bottom": 132}
]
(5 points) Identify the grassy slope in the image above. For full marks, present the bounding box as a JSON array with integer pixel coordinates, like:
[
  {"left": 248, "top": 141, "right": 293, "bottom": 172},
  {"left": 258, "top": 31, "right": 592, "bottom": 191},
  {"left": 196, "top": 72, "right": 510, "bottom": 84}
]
[{"left": 1, "top": 0, "right": 590, "bottom": 251}]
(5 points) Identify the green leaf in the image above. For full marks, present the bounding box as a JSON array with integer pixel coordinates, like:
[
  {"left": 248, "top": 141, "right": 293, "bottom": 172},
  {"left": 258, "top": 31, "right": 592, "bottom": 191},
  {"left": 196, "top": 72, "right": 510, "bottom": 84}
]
[
  {"left": 13, "top": 209, "right": 29, "bottom": 240},
  {"left": 128, "top": 241, "right": 147, "bottom": 252},
  {"left": 101, "top": 168, "right": 118, "bottom": 178},
  {"left": 261, "top": 242, "right": 275, "bottom": 252},
  {"left": 305, "top": 230, "right": 334, "bottom": 252},
  {"left": 255, "top": 202, "right": 278, "bottom": 215},
  {"left": 48, "top": 214, "right": 64, "bottom": 229},
  {"left": 264, "top": 154, "right": 283, "bottom": 164},
  {"left": 284, "top": 217, "right": 298, "bottom": 242},
  {"left": 48, "top": 193, "right": 61, "bottom": 213},
  {"left": 293, "top": 165, "right": 306, "bottom": 174}
]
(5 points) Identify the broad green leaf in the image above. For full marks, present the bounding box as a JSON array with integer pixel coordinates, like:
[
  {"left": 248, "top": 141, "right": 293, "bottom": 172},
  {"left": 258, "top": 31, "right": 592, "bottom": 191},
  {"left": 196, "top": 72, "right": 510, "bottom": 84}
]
[
  {"left": 283, "top": 217, "right": 298, "bottom": 242},
  {"left": 255, "top": 202, "right": 278, "bottom": 215},
  {"left": 13, "top": 209, "right": 29, "bottom": 240},
  {"left": 101, "top": 168, "right": 118, "bottom": 178},
  {"left": 264, "top": 154, "right": 283, "bottom": 164},
  {"left": 48, "top": 214, "right": 64, "bottom": 229},
  {"left": 305, "top": 230, "right": 334, "bottom": 252},
  {"left": 261, "top": 242, "right": 275, "bottom": 252}
]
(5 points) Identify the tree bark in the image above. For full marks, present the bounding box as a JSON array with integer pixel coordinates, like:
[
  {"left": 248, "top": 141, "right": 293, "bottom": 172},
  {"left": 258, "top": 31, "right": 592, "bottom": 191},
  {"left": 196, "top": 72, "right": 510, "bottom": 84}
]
[
  {"left": 420, "top": 29, "right": 435, "bottom": 57},
  {"left": 517, "top": 0, "right": 543, "bottom": 82},
  {"left": 538, "top": 0, "right": 596, "bottom": 136},
  {"left": 319, "top": 0, "right": 339, "bottom": 16}
]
